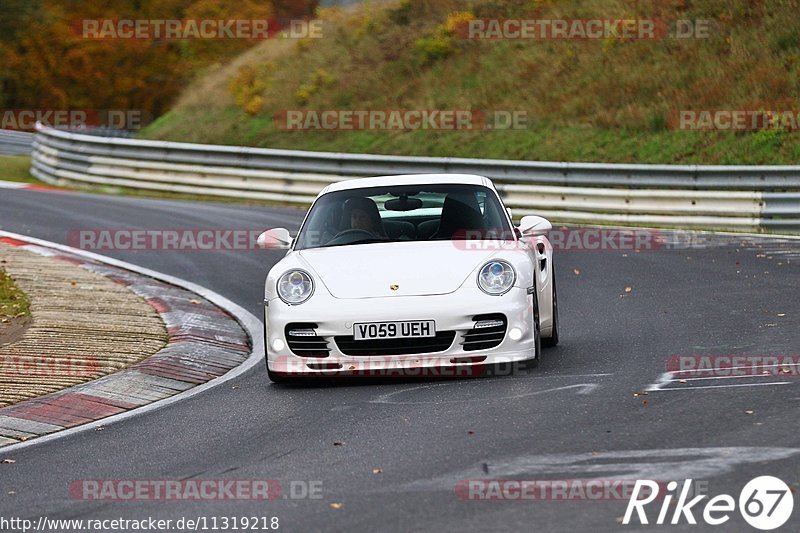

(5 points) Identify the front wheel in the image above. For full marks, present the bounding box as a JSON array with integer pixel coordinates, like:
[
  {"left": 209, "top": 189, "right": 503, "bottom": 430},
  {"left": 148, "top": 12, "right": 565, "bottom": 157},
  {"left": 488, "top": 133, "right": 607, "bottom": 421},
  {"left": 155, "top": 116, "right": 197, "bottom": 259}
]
[
  {"left": 523, "top": 291, "right": 541, "bottom": 369},
  {"left": 542, "top": 268, "right": 559, "bottom": 347}
]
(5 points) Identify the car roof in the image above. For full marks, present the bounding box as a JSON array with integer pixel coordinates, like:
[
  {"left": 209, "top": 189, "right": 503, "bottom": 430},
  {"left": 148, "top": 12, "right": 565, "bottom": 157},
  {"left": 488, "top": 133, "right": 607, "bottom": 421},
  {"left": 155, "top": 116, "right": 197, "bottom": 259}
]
[{"left": 320, "top": 174, "right": 494, "bottom": 195}]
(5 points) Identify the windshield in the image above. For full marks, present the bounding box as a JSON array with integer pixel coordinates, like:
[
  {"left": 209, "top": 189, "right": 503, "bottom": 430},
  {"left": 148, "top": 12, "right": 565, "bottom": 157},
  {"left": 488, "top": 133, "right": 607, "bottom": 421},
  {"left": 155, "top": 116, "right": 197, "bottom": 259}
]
[{"left": 293, "top": 184, "right": 513, "bottom": 250}]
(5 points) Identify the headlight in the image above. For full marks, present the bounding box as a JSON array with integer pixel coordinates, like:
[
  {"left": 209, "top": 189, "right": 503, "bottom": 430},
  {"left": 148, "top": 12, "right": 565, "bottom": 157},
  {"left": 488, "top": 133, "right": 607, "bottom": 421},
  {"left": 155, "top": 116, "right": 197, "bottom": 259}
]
[
  {"left": 477, "top": 261, "right": 515, "bottom": 295},
  {"left": 277, "top": 269, "right": 314, "bottom": 304}
]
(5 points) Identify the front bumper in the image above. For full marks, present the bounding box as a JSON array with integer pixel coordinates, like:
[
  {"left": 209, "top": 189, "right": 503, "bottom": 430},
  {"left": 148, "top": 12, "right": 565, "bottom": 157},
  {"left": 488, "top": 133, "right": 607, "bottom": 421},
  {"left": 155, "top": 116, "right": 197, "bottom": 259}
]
[{"left": 265, "top": 286, "right": 536, "bottom": 377}]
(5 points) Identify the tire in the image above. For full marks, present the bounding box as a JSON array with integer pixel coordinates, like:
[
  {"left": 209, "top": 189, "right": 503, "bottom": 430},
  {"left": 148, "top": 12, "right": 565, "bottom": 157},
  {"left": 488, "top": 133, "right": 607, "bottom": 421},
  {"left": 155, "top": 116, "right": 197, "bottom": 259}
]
[
  {"left": 542, "top": 267, "right": 559, "bottom": 348},
  {"left": 527, "top": 312, "right": 541, "bottom": 368},
  {"left": 524, "top": 290, "right": 541, "bottom": 369}
]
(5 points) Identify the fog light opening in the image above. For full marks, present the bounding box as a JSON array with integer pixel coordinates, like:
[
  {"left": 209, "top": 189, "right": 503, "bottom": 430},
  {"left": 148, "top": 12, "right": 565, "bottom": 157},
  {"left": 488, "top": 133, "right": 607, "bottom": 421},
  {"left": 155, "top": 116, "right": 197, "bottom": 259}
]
[
  {"left": 288, "top": 328, "right": 316, "bottom": 337},
  {"left": 509, "top": 327, "right": 523, "bottom": 340},
  {"left": 272, "top": 339, "right": 285, "bottom": 351},
  {"left": 474, "top": 319, "right": 505, "bottom": 329}
]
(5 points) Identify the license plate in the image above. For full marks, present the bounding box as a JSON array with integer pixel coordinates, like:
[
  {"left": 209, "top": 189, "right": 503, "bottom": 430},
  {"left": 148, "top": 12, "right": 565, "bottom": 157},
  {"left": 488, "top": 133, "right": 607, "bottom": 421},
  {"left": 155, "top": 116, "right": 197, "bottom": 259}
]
[{"left": 353, "top": 320, "right": 436, "bottom": 340}]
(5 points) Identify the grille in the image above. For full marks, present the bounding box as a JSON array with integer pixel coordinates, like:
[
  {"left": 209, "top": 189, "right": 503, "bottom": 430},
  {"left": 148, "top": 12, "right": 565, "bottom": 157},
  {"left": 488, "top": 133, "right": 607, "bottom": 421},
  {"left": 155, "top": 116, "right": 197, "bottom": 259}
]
[
  {"left": 285, "top": 323, "right": 330, "bottom": 357},
  {"left": 461, "top": 314, "right": 507, "bottom": 351},
  {"left": 334, "top": 331, "right": 456, "bottom": 356}
]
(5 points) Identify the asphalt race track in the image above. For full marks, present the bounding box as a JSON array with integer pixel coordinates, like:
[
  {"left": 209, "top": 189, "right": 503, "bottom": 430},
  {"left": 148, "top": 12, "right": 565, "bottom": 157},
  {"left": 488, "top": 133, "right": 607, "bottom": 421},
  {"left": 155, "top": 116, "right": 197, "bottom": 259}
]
[{"left": 1, "top": 187, "right": 799, "bottom": 532}]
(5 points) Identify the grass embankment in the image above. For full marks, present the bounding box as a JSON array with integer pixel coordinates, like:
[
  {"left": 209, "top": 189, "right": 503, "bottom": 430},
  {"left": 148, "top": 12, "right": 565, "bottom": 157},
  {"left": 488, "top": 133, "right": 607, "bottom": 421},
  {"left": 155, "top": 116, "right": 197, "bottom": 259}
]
[
  {"left": 142, "top": 0, "right": 800, "bottom": 165},
  {"left": 0, "top": 155, "right": 37, "bottom": 183},
  {"left": 0, "top": 268, "right": 30, "bottom": 322}
]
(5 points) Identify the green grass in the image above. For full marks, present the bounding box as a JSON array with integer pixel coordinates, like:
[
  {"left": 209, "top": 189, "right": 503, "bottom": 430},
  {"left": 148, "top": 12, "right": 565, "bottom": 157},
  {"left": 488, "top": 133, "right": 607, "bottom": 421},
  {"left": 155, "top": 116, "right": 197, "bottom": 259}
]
[
  {"left": 0, "top": 155, "right": 39, "bottom": 183},
  {"left": 0, "top": 269, "right": 30, "bottom": 319},
  {"left": 140, "top": 0, "right": 800, "bottom": 165}
]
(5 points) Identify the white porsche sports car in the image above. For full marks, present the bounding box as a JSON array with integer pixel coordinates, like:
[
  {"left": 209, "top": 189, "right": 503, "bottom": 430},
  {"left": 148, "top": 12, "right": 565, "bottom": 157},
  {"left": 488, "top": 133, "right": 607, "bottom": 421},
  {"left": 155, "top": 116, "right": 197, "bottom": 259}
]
[{"left": 259, "top": 173, "right": 558, "bottom": 382}]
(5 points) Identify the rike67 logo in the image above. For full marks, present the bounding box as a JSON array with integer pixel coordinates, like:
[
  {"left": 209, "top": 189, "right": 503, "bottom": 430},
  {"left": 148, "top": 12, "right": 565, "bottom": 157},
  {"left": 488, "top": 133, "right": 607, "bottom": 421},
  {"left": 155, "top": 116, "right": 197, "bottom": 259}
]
[{"left": 623, "top": 476, "right": 794, "bottom": 530}]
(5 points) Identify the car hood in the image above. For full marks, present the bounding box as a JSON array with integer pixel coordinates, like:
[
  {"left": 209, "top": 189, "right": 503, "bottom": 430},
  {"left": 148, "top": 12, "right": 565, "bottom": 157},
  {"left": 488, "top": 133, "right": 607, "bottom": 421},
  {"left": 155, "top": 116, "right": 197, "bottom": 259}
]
[{"left": 296, "top": 242, "right": 497, "bottom": 299}]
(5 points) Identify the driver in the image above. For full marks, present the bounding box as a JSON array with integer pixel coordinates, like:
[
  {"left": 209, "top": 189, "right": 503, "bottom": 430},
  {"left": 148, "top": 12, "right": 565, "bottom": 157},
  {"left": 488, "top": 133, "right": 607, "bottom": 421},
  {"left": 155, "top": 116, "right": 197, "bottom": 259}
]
[{"left": 342, "top": 197, "right": 385, "bottom": 237}]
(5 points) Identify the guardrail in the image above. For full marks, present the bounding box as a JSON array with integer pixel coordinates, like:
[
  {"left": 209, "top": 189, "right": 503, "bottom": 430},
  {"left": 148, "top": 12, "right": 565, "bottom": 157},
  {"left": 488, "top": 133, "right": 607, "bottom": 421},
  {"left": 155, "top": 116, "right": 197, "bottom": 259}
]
[
  {"left": 0, "top": 129, "right": 34, "bottom": 155},
  {"left": 30, "top": 124, "right": 800, "bottom": 232}
]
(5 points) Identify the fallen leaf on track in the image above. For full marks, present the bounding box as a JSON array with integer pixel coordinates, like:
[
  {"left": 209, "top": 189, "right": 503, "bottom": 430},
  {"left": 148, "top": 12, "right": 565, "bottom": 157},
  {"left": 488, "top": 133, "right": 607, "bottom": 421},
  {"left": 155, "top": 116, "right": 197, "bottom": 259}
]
[
  {"left": 329, "top": 502, "right": 343, "bottom": 509},
  {"left": 372, "top": 469, "right": 383, "bottom": 474},
  {"left": 1, "top": 459, "right": 16, "bottom": 464},
  {"left": 745, "top": 410, "right": 754, "bottom": 415},
  {"left": 624, "top": 287, "right": 632, "bottom": 293},
  {"left": 573, "top": 269, "right": 581, "bottom": 276}
]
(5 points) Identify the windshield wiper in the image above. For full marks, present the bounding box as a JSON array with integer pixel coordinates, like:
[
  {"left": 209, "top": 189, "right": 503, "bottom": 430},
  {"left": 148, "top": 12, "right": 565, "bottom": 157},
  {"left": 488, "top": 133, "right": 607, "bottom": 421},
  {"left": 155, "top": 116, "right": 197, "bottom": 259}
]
[{"left": 323, "top": 238, "right": 400, "bottom": 248}]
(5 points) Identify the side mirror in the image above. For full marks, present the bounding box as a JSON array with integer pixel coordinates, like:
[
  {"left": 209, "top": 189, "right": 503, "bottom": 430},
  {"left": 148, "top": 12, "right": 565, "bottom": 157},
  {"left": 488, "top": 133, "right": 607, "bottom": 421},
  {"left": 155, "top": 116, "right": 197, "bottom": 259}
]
[
  {"left": 257, "top": 228, "right": 293, "bottom": 250},
  {"left": 518, "top": 215, "right": 552, "bottom": 236}
]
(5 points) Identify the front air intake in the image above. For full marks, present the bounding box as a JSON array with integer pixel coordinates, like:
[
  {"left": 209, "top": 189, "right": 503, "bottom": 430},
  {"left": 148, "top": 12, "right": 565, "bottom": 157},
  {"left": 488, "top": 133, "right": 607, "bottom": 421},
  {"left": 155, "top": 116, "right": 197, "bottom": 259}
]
[
  {"left": 285, "top": 323, "right": 330, "bottom": 357},
  {"left": 461, "top": 314, "right": 507, "bottom": 351}
]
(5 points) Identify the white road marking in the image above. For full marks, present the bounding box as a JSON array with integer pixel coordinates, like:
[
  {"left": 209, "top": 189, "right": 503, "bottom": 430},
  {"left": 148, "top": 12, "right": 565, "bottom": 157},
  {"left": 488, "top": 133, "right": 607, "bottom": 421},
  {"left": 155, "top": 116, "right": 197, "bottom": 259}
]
[
  {"left": 400, "top": 447, "right": 800, "bottom": 491},
  {"left": 0, "top": 180, "right": 28, "bottom": 189},
  {"left": 652, "top": 382, "right": 793, "bottom": 391},
  {"left": 674, "top": 372, "right": 797, "bottom": 382},
  {"left": 673, "top": 362, "right": 800, "bottom": 375},
  {"left": 646, "top": 362, "right": 799, "bottom": 392},
  {"left": 534, "top": 373, "right": 613, "bottom": 378},
  {"left": 370, "top": 382, "right": 598, "bottom": 405}
]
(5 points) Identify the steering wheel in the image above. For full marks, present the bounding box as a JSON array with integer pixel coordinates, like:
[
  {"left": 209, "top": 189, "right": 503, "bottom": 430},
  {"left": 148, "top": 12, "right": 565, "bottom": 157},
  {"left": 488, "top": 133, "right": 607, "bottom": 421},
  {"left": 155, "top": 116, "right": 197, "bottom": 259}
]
[{"left": 327, "top": 228, "right": 376, "bottom": 245}]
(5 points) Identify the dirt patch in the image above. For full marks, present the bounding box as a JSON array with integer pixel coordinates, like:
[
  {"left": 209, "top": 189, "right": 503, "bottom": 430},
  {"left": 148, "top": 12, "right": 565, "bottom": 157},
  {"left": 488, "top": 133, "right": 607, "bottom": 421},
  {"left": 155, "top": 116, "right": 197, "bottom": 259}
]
[{"left": 0, "top": 315, "right": 32, "bottom": 346}]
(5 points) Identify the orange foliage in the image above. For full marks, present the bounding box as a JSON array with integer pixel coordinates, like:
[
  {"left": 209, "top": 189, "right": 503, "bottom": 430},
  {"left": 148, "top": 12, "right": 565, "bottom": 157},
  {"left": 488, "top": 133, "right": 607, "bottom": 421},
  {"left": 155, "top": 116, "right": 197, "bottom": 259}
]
[{"left": 0, "top": 0, "right": 318, "bottom": 120}]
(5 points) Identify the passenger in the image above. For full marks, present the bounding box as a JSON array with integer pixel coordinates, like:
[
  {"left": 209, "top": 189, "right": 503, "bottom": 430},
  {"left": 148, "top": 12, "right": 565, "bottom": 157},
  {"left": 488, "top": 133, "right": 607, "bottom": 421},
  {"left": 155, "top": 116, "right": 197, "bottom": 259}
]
[{"left": 343, "top": 197, "right": 385, "bottom": 237}]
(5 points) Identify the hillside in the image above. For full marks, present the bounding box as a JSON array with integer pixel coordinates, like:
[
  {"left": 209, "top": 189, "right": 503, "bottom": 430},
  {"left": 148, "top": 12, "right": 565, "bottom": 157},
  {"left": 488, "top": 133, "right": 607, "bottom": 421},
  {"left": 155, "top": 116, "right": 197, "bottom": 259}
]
[{"left": 141, "top": 0, "right": 800, "bottom": 164}]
